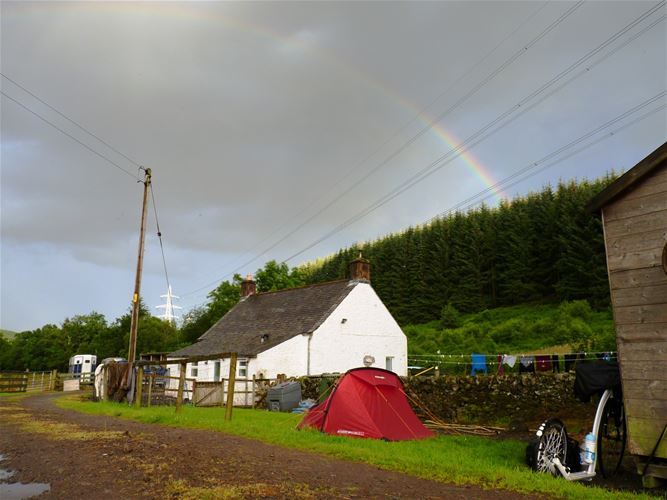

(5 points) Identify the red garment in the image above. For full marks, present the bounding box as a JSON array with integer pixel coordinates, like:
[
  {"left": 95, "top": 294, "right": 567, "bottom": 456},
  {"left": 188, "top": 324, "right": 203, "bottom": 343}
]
[
  {"left": 298, "top": 367, "right": 433, "bottom": 441},
  {"left": 536, "top": 355, "right": 552, "bottom": 372},
  {"left": 497, "top": 354, "right": 504, "bottom": 375}
]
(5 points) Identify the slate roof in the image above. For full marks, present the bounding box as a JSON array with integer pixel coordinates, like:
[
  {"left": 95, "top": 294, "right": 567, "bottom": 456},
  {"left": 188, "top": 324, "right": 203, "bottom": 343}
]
[
  {"left": 170, "top": 279, "right": 359, "bottom": 358},
  {"left": 587, "top": 141, "right": 667, "bottom": 212}
]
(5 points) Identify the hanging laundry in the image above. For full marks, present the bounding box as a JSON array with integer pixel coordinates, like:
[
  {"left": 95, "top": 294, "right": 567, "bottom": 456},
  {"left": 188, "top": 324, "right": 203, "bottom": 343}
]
[
  {"left": 564, "top": 353, "right": 577, "bottom": 372},
  {"left": 502, "top": 355, "right": 517, "bottom": 368},
  {"left": 536, "top": 355, "right": 552, "bottom": 372},
  {"left": 519, "top": 355, "right": 535, "bottom": 373},
  {"left": 470, "top": 354, "right": 488, "bottom": 376},
  {"left": 551, "top": 354, "right": 560, "bottom": 372},
  {"left": 497, "top": 354, "right": 504, "bottom": 375}
]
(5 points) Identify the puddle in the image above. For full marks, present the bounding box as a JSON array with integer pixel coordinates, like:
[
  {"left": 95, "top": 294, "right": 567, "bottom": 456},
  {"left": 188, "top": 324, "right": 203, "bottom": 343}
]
[
  {"left": 0, "top": 453, "right": 50, "bottom": 499},
  {"left": 0, "top": 482, "right": 50, "bottom": 499}
]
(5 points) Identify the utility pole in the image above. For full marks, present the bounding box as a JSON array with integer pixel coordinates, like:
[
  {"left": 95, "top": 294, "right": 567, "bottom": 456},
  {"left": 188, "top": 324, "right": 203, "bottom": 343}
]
[{"left": 127, "top": 167, "right": 152, "bottom": 365}]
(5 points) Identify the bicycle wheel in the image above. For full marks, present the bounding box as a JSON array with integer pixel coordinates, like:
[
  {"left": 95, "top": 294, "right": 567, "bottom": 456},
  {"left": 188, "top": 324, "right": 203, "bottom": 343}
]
[
  {"left": 531, "top": 418, "right": 568, "bottom": 476},
  {"left": 597, "top": 395, "right": 626, "bottom": 478}
]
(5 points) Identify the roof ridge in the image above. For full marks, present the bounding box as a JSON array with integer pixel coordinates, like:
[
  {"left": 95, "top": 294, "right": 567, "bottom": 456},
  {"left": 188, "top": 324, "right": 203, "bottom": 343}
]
[{"left": 254, "top": 278, "right": 350, "bottom": 296}]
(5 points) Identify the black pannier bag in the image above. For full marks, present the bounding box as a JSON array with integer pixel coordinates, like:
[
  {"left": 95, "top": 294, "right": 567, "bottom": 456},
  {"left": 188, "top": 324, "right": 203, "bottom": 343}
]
[{"left": 573, "top": 361, "right": 621, "bottom": 403}]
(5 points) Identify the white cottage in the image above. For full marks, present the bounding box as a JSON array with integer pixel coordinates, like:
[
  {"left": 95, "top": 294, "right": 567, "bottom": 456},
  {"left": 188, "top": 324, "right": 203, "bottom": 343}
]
[{"left": 169, "top": 258, "right": 407, "bottom": 386}]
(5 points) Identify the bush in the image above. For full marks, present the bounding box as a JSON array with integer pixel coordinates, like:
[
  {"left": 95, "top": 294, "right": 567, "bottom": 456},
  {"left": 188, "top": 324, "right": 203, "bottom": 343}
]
[
  {"left": 558, "top": 300, "right": 592, "bottom": 322},
  {"left": 440, "top": 303, "right": 462, "bottom": 329}
]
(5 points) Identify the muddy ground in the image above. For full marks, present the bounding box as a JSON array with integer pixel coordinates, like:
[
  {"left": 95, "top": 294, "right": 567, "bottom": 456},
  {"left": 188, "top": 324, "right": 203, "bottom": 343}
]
[{"left": 0, "top": 393, "right": 535, "bottom": 499}]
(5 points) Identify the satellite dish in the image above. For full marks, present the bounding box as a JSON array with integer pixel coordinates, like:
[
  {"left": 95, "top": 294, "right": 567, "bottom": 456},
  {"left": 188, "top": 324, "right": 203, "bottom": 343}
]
[{"left": 363, "top": 355, "right": 375, "bottom": 367}]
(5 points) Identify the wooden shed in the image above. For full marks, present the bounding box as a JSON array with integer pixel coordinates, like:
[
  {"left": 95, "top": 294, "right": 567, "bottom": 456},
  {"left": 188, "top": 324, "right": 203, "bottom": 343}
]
[{"left": 588, "top": 141, "right": 667, "bottom": 482}]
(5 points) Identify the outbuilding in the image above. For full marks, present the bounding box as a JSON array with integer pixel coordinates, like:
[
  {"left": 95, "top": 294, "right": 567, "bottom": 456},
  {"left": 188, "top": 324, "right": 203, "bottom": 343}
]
[{"left": 588, "top": 141, "right": 667, "bottom": 482}]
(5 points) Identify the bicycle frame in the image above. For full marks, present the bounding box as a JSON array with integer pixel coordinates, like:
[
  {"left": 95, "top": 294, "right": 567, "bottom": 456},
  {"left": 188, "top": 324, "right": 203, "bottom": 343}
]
[{"left": 552, "top": 389, "right": 613, "bottom": 481}]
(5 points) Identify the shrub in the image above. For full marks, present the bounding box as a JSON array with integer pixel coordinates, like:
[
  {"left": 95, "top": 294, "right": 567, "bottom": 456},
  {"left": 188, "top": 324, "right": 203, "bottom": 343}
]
[{"left": 440, "top": 303, "right": 462, "bottom": 329}]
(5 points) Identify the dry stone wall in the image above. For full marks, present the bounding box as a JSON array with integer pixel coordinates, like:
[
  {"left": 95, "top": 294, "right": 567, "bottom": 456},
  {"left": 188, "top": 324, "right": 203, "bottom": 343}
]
[{"left": 298, "top": 372, "right": 593, "bottom": 425}]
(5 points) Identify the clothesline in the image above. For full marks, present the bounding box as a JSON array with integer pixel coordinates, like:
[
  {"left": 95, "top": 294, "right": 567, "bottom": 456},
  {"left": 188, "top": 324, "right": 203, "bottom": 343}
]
[
  {"left": 408, "top": 351, "right": 616, "bottom": 376},
  {"left": 410, "top": 351, "right": 616, "bottom": 359},
  {"left": 408, "top": 357, "right": 617, "bottom": 366}
]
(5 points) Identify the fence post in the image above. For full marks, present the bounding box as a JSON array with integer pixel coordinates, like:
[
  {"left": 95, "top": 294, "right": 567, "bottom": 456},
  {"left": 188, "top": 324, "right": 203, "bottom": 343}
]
[
  {"left": 40, "top": 372, "right": 45, "bottom": 391},
  {"left": 252, "top": 374, "right": 256, "bottom": 409},
  {"left": 176, "top": 362, "right": 186, "bottom": 414},
  {"left": 147, "top": 374, "right": 153, "bottom": 407},
  {"left": 135, "top": 366, "right": 144, "bottom": 408},
  {"left": 225, "top": 353, "right": 237, "bottom": 421}
]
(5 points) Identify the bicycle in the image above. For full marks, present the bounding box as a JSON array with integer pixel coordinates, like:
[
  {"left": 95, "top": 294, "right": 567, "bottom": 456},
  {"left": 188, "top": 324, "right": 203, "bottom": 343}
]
[{"left": 527, "top": 360, "right": 626, "bottom": 481}]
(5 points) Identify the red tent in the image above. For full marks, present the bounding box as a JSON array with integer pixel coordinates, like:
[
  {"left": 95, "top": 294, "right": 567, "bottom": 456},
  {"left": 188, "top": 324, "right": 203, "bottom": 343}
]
[{"left": 298, "top": 367, "right": 433, "bottom": 441}]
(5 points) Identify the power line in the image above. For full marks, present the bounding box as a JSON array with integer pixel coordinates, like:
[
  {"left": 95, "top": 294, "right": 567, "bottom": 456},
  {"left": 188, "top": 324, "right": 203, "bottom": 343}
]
[
  {"left": 180, "top": 1, "right": 584, "bottom": 297},
  {"left": 427, "top": 98, "right": 667, "bottom": 222},
  {"left": 1, "top": 72, "right": 143, "bottom": 168},
  {"left": 149, "top": 180, "right": 172, "bottom": 292},
  {"left": 281, "top": 2, "right": 665, "bottom": 263},
  {"left": 180, "top": 1, "right": 555, "bottom": 290},
  {"left": 2, "top": 77, "right": 177, "bottom": 310},
  {"left": 1, "top": 90, "right": 141, "bottom": 181}
]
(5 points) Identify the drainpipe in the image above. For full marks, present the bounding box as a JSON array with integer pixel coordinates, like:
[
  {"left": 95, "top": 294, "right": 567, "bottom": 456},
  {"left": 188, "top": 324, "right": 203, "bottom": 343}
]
[{"left": 305, "top": 333, "right": 313, "bottom": 376}]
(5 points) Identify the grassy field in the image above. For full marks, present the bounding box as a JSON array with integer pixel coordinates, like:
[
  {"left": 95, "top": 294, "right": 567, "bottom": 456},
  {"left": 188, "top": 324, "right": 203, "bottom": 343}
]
[
  {"left": 405, "top": 301, "right": 615, "bottom": 356},
  {"left": 54, "top": 395, "right": 652, "bottom": 499}
]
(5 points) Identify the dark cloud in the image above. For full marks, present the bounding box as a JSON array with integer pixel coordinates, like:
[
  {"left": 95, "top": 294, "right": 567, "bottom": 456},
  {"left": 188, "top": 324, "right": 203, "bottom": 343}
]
[{"left": 1, "top": 1, "right": 665, "bottom": 330}]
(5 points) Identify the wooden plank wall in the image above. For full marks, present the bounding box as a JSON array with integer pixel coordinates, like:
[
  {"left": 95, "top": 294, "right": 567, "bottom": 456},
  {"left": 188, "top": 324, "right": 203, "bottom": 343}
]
[{"left": 602, "top": 162, "right": 667, "bottom": 459}]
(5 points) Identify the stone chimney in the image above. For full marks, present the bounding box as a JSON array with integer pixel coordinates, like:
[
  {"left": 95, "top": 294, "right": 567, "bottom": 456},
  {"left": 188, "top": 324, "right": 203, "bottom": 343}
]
[
  {"left": 349, "top": 254, "right": 370, "bottom": 282},
  {"left": 240, "top": 273, "right": 256, "bottom": 298}
]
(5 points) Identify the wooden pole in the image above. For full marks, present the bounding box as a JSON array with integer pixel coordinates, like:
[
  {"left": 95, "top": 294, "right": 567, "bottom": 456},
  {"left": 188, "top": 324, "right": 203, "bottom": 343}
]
[
  {"left": 225, "top": 353, "right": 238, "bottom": 421},
  {"left": 251, "top": 374, "right": 256, "bottom": 409},
  {"left": 127, "top": 167, "right": 152, "bottom": 365},
  {"left": 147, "top": 374, "right": 153, "bottom": 407},
  {"left": 176, "top": 362, "right": 186, "bottom": 414},
  {"left": 135, "top": 366, "right": 144, "bottom": 408}
]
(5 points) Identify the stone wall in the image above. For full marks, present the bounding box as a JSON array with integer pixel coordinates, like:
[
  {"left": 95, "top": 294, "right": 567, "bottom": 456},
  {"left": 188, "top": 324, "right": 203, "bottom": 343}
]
[{"left": 298, "top": 372, "right": 594, "bottom": 425}]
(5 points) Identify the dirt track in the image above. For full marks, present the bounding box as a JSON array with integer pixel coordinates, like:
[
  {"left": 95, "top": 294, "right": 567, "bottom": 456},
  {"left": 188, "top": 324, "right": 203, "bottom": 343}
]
[{"left": 0, "top": 393, "right": 535, "bottom": 499}]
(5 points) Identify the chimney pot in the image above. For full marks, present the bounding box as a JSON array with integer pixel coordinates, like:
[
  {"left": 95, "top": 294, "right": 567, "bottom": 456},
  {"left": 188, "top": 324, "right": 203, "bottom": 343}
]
[
  {"left": 349, "top": 255, "right": 370, "bottom": 282},
  {"left": 241, "top": 273, "right": 256, "bottom": 297}
]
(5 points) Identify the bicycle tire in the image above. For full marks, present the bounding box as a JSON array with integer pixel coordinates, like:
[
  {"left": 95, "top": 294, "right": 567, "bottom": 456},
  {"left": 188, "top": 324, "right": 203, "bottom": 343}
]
[
  {"left": 597, "top": 394, "right": 626, "bottom": 478},
  {"left": 530, "top": 418, "right": 568, "bottom": 476}
]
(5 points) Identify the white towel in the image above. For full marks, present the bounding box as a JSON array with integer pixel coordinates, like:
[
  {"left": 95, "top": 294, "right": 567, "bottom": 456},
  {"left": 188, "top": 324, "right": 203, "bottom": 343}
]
[{"left": 503, "top": 355, "right": 517, "bottom": 368}]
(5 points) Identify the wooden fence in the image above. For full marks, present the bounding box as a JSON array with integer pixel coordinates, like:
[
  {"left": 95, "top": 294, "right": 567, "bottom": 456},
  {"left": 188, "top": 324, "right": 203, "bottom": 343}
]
[{"left": 0, "top": 370, "right": 58, "bottom": 393}]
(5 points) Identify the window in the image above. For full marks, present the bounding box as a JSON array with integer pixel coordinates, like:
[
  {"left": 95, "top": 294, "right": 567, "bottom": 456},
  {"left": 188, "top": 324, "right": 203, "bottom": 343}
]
[
  {"left": 190, "top": 362, "right": 198, "bottom": 378},
  {"left": 213, "top": 361, "right": 221, "bottom": 382},
  {"left": 238, "top": 359, "right": 248, "bottom": 378},
  {"left": 385, "top": 356, "right": 394, "bottom": 372}
]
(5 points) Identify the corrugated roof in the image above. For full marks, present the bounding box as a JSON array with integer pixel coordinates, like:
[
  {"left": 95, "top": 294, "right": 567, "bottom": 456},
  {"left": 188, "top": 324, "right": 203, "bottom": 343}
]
[
  {"left": 170, "top": 279, "right": 359, "bottom": 358},
  {"left": 587, "top": 141, "right": 667, "bottom": 213}
]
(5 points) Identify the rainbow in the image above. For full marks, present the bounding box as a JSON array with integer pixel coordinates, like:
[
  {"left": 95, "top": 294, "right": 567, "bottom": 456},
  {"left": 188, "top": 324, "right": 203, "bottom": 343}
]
[{"left": 13, "top": 2, "right": 505, "bottom": 201}]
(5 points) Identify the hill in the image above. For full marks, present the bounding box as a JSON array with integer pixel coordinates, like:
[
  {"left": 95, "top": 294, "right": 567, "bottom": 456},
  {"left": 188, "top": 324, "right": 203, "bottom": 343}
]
[
  {"left": 404, "top": 300, "right": 614, "bottom": 356},
  {"left": 0, "top": 329, "right": 18, "bottom": 340},
  {"left": 299, "top": 177, "right": 616, "bottom": 326}
]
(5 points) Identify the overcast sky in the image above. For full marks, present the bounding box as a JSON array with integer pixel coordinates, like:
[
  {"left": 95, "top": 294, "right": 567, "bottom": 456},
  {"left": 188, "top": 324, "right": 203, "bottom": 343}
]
[{"left": 1, "top": 1, "right": 665, "bottom": 332}]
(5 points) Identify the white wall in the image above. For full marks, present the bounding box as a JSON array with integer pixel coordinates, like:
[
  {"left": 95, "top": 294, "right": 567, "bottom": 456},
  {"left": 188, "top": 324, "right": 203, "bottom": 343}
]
[{"left": 309, "top": 282, "right": 407, "bottom": 376}]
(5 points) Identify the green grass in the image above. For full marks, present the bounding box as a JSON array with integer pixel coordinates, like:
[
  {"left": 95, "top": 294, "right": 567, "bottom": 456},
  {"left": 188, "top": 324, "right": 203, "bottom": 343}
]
[
  {"left": 405, "top": 301, "right": 615, "bottom": 356},
  {"left": 56, "top": 396, "right": 652, "bottom": 499}
]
